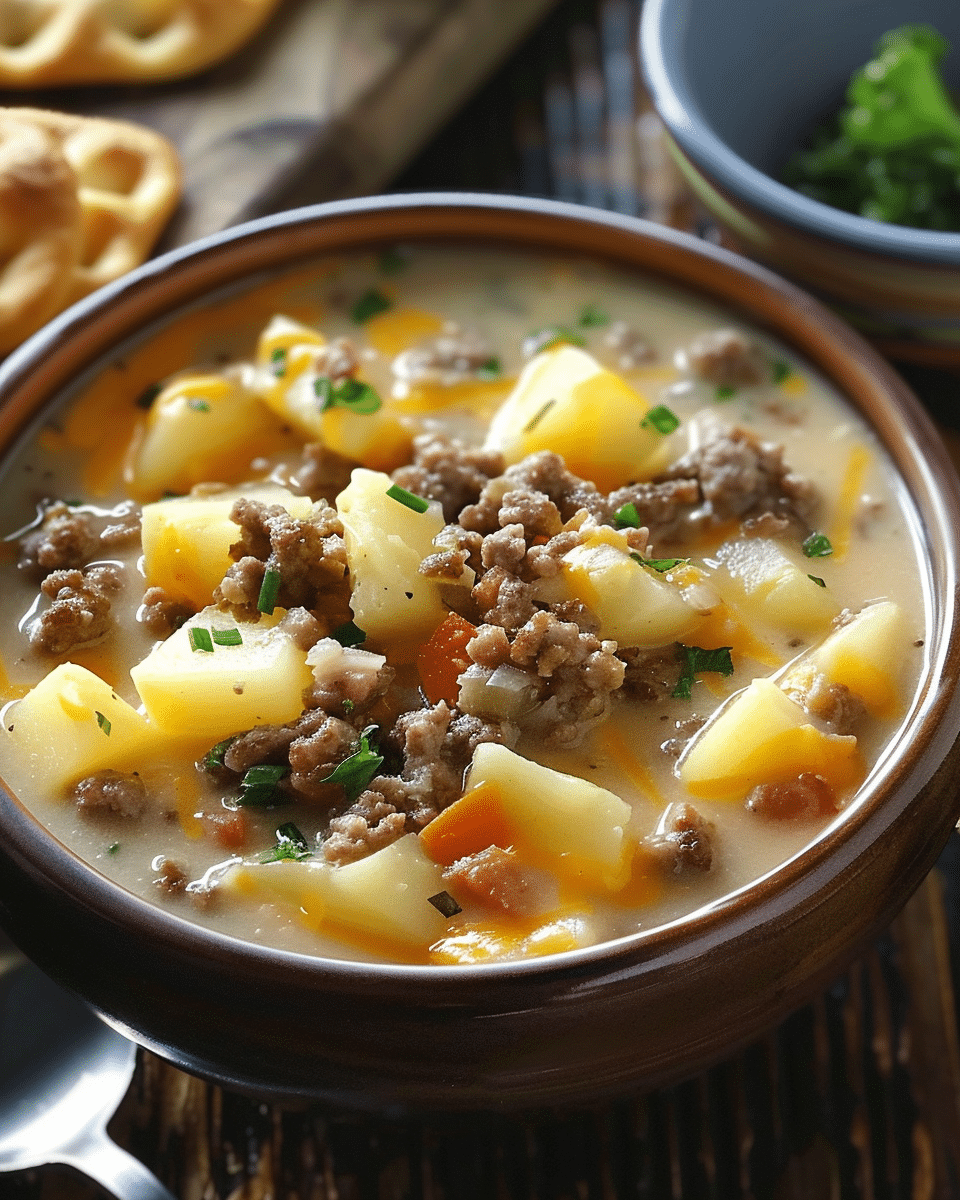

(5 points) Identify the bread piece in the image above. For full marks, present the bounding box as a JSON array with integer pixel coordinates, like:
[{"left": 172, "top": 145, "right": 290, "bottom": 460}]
[
  {"left": 0, "top": 0, "right": 283, "bottom": 85},
  {"left": 0, "top": 107, "right": 180, "bottom": 354}
]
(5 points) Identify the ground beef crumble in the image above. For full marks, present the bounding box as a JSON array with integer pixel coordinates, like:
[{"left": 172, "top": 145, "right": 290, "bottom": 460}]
[
  {"left": 30, "top": 564, "right": 124, "bottom": 654},
  {"left": 391, "top": 433, "right": 504, "bottom": 523},
  {"left": 641, "top": 802, "right": 715, "bottom": 874},
  {"left": 73, "top": 770, "right": 146, "bottom": 818}
]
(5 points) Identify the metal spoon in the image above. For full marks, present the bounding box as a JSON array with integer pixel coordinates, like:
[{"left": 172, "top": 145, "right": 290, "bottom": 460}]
[{"left": 0, "top": 935, "right": 177, "bottom": 1200}]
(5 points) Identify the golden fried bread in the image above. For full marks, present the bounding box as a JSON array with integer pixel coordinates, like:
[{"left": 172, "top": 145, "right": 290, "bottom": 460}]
[
  {"left": 0, "top": 0, "right": 283, "bottom": 85},
  {"left": 0, "top": 107, "right": 180, "bottom": 354}
]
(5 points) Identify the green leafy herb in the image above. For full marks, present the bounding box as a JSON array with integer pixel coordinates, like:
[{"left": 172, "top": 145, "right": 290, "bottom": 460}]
[
  {"left": 613, "top": 502, "right": 641, "bottom": 529},
  {"left": 188, "top": 397, "right": 211, "bottom": 412},
  {"left": 630, "top": 553, "right": 688, "bottom": 573},
  {"left": 783, "top": 25, "right": 960, "bottom": 230},
  {"left": 202, "top": 736, "right": 237, "bottom": 772},
  {"left": 270, "top": 346, "right": 288, "bottom": 377},
  {"left": 135, "top": 382, "right": 162, "bottom": 410},
  {"left": 523, "top": 398, "right": 556, "bottom": 433},
  {"left": 378, "top": 247, "right": 407, "bottom": 275},
  {"left": 808, "top": 574, "right": 827, "bottom": 588},
  {"left": 772, "top": 359, "right": 792, "bottom": 384},
  {"left": 673, "top": 645, "right": 734, "bottom": 699},
  {"left": 238, "top": 764, "right": 290, "bottom": 807},
  {"left": 715, "top": 384, "right": 736, "bottom": 401},
  {"left": 428, "top": 890, "right": 463, "bottom": 917},
  {"left": 524, "top": 325, "right": 585, "bottom": 354},
  {"left": 343, "top": 698, "right": 355, "bottom": 714},
  {"left": 188, "top": 626, "right": 214, "bottom": 653},
  {"left": 95, "top": 711, "right": 111, "bottom": 736},
  {"left": 578, "top": 303, "right": 610, "bottom": 328},
  {"left": 386, "top": 483, "right": 430, "bottom": 513},
  {"left": 332, "top": 620, "right": 367, "bottom": 647},
  {"left": 257, "top": 567, "right": 281, "bottom": 614},
  {"left": 351, "top": 288, "right": 392, "bottom": 324},
  {"left": 314, "top": 376, "right": 382, "bottom": 415},
  {"left": 321, "top": 726, "right": 384, "bottom": 803},
  {"left": 107, "top": 841, "right": 120, "bottom": 855},
  {"left": 802, "top": 532, "right": 834, "bottom": 558},
  {"left": 212, "top": 627, "right": 243, "bottom": 647},
  {"left": 640, "top": 405, "right": 681, "bottom": 435},
  {"left": 476, "top": 356, "right": 502, "bottom": 381},
  {"left": 259, "top": 822, "right": 311, "bottom": 863}
]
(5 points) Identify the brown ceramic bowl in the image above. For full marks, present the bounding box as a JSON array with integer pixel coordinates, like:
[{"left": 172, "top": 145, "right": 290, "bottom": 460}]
[{"left": 1, "top": 194, "right": 959, "bottom": 1113}]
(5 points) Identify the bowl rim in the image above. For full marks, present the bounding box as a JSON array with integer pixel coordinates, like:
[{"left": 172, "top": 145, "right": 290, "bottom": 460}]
[
  {"left": 1, "top": 190, "right": 960, "bottom": 992},
  {"left": 639, "top": 0, "right": 960, "bottom": 266}
]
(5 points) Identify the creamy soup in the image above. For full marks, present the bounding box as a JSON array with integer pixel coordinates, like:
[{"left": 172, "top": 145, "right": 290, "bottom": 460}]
[{"left": 0, "top": 245, "right": 928, "bottom": 964}]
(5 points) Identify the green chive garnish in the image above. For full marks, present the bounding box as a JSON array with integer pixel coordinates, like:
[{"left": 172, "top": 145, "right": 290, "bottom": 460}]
[
  {"left": 257, "top": 567, "right": 282, "bottom": 614},
  {"left": 673, "top": 645, "right": 734, "bottom": 700},
  {"left": 202, "top": 736, "right": 237, "bottom": 772},
  {"left": 808, "top": 575, "right": 827, "bottom": 587},
  {"left": 212, "top": 627, "right": 243, "bottom": 647},
  {"left": 523, "top": 398, "right": 556, "bottom": 433},
  {"left": 386, "top": 484, "right": 430, "bottom": 513},
  {"left": 802, "top": 532, "right": 833, "bottom": 559},
  {"left": 351, "top": 288, "right": 391, "bottom": 324},
  {"left": 640, "top": 405, "right": 681, "bottom": 435},
  {"left": 95, "top": 711, "right": 111, "bottom": 736},
  {"left": 188, "top": 627, "right": 214, "bottom": 653},
  {"left": 332, "top": 620, "right": 367, "bottom": 647}
]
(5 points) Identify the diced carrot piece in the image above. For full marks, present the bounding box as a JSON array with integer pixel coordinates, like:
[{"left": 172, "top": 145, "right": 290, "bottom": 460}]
[
  {"left": 417, "top": 612, "right": 477, "bottom": 706},
  {"left": 202, "top": 810, "right": 249, "bottom": 851},
  {"left": 419, "top": 780, "right": 517, "bottom": 866}
]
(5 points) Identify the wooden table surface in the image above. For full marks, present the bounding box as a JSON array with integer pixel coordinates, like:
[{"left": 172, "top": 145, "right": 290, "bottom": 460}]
[{"left": 5, "top": 2, "right": 960, "bottom": 1198}]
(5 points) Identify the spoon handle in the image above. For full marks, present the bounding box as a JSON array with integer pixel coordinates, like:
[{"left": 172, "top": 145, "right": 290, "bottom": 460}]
[{"left": 62, "top": 1133, "right": 178, "bottom": 1200}]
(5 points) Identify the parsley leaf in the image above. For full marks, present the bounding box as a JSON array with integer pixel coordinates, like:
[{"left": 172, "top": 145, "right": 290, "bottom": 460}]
[
  {"left": 332, "top": 620, "right": 367, "bottom": 647},
  {"left": 613, "top": 502, "right": 641, "bottom": 529},
  {"left": 631, "top": 553, "right": 689, "bottom": 573},
  {"left": 260, "top": 821, "right": 312, "bottom": 863},
  {"left": 188, "top": 627, "right": 214, "bottom": 653},
  {"left": 351, "top": 288, "right": 391, "bottom": 324},
  {"left": 322, "top": 726, "right": 384, "bottom": 802},
  {"left": 314, "top": 376, "right": 382, "bottom": 415},
  {"left": 238, "top": 764, "right": 290, "bottom": 807},
  {"left": 802, "top": 532, "right": 834, "bottom": 558},
  {"left": 673, "top": 645, "right": 734, "bottom": 699},
  {"left": 202, "top": 736, "right": 238, "bottom": 772},
  {"left": 640, "top": 405, "right": 680, "bottom": 435}
]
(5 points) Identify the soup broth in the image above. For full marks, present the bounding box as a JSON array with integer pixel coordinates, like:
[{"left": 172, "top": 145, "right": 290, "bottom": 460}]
[{"left": 0, "top": 244, "right": 928, "bottom": 965}]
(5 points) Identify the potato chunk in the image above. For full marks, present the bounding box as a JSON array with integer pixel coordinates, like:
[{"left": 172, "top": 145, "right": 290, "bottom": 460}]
[
  {"left": 224, "top": 834, "right": 449, "bottom": 956},
  {"left": 2, "top": 662, "right": 156, "bottom": 796},
  {"left": 130, "top": 607, "right": 312, "bottom": 741},
  {"left": 336, "top": 468, "right": 472, "bottom": 656},
  {"left": 679, "top": 676, "right": 863, "bottom": 802},
  {"left": 561, "top": 527, "right": 701, "bottom": 647},
  {"left": 713, "top": 537, "right": 840, "bottom": 633},
  {"left": 126, "top": 373, "right": 293, "bottom": 502},
  {"left": 483, "top": 345, "right": 670, "bottom": 490},
  {"left": 141, "top": 484, "right": 313, "bottom": 609}
]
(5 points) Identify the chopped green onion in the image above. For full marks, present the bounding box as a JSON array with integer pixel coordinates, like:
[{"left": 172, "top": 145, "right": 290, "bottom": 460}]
[
  {"left": 613, "top": 502, "right": 641, "bottom": 529},
  {"left": 577, "top": 303, "right": 609, "bottom": 328},
  {"left": 238, "top": 764, "right": 290, "bottom": 807},
  {"left": 257, "top": 567, "right": 282, "bottom": 614},
  {"left": 212, "top": 627, "right": 243, "bottom": 647},
  {"left": 270, "top": 347, "right": 288, "bottom": 377},
  {"left": 95, "top": 711, "right": 111, "bottom": 736},
  {"left": 428, "top": 890, "right": 463, "bottom": 917},
  {"left": 476, "top": 356, "right": 502, "bottom": 381},
  {"left": 351, "top": 288, "right": 392, "bottom": 324},
  {"left": 332, "top": 620, "right": 367, "bottom": 647},
  {"left": 808, "top": 574, "right": 827, "bottom": 587},
  {"left": 386, "top": 483, "right": 430, "bottom": 513},
  {"left": 631, "top": 553, "right": 688, "bottom": 573},
  {"left": 715, "top": 384, "right": 736, "bottom": 401},
  {"left": 260, "top": 821, "right": 311, "bottom": 862},
  {"left": 523, "top": 398, "right": 556, "bottom": 433},
  {"left": 673, "top": 645, "right": 734, "bottom": 699},
  {"left": 314, "top": 375, "right": 382, "bottom": 415},
  {"left": 202, "top": 736, "right": 237, "bottom": 772},
  {"left": 640, "top": 405, "right": 681, "bottom": 435},
  {"left": 802, "top": 532, "right": 834, "bottom": 558},
  {"left": 188, "top": 627, "right": 214, "bottom": 653},
  {"left": 321, "top": 725, "right": 383, "bottom": 802}
]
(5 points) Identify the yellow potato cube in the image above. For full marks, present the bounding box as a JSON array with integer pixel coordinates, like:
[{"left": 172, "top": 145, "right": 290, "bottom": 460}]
[
  {"left": 1, "top": 662, "right": 156, "bottom": 796},
  {"left": 806, "top": 601, "right": 907, "bottom": 717},
  {"left": 126, "top": 374, "right": 294, "bottom": 502},
  {"left": 130, "top": 608, "right": 312, "bottom": 741},
  {"left": 467, "top": 742, "right": 632, "bottom": 890},
  {"left": 141, "top": 485, "right": 313, "bottom": 609},
  {"left": 562, "top": 528, "right": 701, "bottom": 647},
  {"left": 336, "top": 469, "right": 472, "bottom": 655},
  {"left": 713, "top": 537, "right": 840, "bottom": 633},
  {"left": 224, "top": 834, "right": 449, "bottom": 955},
  {"left": 679, "top": 676, "right": 863, "bottom": 801},
  {"left": 483, "top": 345, "right": 670, "bottom": 490}
]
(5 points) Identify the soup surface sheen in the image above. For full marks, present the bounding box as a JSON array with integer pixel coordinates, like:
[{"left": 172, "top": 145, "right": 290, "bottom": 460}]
[{"left": 0, "top": 245, "right": 928, "bottom": 965}]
